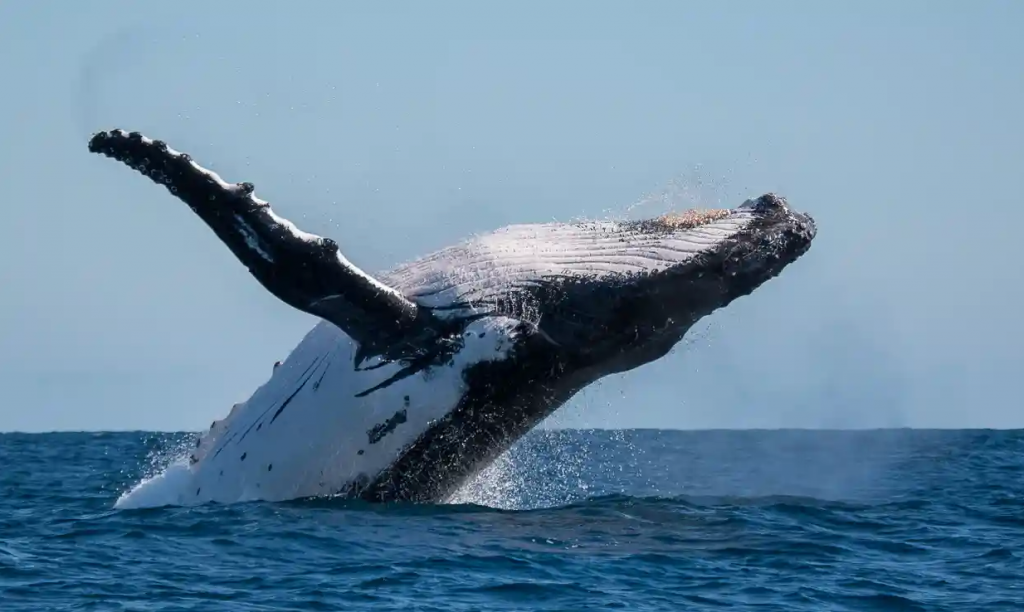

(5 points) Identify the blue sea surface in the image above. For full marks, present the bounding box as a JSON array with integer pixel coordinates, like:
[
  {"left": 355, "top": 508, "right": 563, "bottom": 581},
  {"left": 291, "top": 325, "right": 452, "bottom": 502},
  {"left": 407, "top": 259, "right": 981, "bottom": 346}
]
[{"left": 1, "top": 429, "right": 1022, "bottom": 611}]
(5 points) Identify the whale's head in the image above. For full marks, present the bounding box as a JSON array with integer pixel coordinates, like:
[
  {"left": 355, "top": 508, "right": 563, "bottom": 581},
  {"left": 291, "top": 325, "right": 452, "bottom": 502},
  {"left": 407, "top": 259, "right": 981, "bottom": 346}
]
[{"left": 512, "top": 193, "right": 816, "bottom": 373}]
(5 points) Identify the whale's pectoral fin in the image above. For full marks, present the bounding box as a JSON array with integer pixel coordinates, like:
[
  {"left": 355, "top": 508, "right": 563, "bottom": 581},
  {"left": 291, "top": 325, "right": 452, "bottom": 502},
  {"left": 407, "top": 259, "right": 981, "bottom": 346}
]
[{"left": 88, "top": 129, "right": 437, "bottom": 358}]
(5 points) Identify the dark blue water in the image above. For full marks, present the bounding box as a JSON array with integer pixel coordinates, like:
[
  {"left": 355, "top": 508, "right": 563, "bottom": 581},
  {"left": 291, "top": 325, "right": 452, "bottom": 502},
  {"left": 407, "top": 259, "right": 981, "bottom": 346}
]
[{"left": 1, "top": 429, "right": 1022, "bottom": 611}]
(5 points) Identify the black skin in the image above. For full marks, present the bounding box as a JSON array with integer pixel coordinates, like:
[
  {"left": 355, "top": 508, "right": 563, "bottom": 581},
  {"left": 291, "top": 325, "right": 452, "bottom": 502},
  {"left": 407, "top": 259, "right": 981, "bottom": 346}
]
[
  {"left": 87, "top": 130, "right": 446, "bottom": 365},
  {"left": 88, "top": 129, "right": 816, "bottom": 503}
]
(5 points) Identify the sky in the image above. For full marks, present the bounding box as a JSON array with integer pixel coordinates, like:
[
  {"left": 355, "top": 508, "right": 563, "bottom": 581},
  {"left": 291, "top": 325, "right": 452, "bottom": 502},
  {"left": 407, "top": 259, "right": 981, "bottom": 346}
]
[{"left": 0, "top": 1, "right": 1021, "bottom": 432}]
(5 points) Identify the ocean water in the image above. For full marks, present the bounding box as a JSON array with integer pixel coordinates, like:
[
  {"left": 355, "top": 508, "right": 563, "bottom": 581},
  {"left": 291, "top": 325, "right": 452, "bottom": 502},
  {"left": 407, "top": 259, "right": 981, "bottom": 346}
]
[{"left": 1, "top": 429, "right": 1022, "bottom": 611}]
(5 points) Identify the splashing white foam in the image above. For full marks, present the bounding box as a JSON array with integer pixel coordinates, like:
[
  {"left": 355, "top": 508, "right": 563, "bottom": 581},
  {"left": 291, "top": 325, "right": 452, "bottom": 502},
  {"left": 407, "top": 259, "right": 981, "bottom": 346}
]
[
  {"left": 446, "top": 451, "right": 525, "bottom": 509},
  {"left": 445, "top": 430, "right": 601, "bottom": 510},
  {"left": 118, "top": 440, "right": 559, "bottom": 511},
  {"left": 114, "top": 457, "right": 195, "bottom": 509},
  {"left": 115, "top": 434, "right": 202, "bottom": 510}
]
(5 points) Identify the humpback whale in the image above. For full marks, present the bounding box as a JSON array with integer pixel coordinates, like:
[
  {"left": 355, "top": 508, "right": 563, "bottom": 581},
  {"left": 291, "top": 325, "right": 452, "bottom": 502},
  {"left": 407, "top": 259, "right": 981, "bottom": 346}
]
[{"left": 90, "top": 129, "right": 816, "bottom": 506}]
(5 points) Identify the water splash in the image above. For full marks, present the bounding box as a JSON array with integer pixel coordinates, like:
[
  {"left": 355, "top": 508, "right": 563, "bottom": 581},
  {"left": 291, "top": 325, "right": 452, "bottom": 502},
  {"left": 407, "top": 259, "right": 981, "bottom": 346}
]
[
  {"left": 115, "top": 458, "right": 194, "bottom": 509},
  {"left": 114, "top": 427, "right": 597, "bottom": 511},
  {"left": 115, "top": 434, "right": 198, "bottom": 509},
  {"left": 623, "top": 166, "right": 735, "bottom": 220},
  {"left": 445, "top": 451, "right": 524, "bottom": 509},
  {"left": 447, "top": 429, "right": 648, "bottom": 510}
]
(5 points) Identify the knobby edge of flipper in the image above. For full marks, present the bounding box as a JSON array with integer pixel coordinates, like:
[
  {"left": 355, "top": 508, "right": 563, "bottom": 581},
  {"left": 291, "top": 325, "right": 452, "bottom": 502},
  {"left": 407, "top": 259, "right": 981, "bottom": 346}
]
[{"left": 87, "top": 128, "right": 449, "bottom": 363}]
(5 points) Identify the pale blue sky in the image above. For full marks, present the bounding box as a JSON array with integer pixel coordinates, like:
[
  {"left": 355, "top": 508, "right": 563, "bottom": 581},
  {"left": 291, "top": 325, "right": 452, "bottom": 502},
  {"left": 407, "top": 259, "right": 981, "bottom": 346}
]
[{"left": 1, "top": 1, "right": 1021, "bottom": 432}]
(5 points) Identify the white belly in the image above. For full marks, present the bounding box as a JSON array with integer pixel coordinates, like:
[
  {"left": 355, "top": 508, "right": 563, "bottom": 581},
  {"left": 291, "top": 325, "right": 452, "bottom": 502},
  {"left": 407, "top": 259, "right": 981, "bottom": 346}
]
[{"left": 116, "top": 316, "right": 522, "bottom": 507}]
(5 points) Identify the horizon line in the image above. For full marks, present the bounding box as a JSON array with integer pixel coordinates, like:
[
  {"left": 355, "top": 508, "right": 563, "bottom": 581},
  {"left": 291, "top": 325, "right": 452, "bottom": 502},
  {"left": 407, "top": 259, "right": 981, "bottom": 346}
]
[{"left": 1, "top": 426, "right": 1020, "bottom": 435}]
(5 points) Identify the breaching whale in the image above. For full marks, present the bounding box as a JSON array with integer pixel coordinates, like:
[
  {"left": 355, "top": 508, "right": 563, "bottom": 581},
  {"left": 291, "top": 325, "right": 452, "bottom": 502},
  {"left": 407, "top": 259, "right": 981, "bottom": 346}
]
[{"left": 89, "top": 129, "right": 816, "bottom": 506}]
